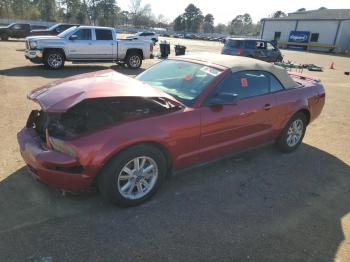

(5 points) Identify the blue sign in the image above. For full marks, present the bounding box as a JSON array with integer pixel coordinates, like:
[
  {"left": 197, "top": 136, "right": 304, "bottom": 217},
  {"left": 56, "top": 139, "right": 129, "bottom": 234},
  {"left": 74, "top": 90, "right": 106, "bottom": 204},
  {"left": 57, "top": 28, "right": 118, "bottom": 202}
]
[{"left": 288, "top": 31, "right": 310, "bottom": 50}]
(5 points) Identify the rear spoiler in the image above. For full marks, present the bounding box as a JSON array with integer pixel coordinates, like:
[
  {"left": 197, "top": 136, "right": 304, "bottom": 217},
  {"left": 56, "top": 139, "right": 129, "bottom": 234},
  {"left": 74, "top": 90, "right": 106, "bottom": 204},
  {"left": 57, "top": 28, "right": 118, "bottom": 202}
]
[{"left": 288, "top": 72, "right": 321, "bottom": 83}]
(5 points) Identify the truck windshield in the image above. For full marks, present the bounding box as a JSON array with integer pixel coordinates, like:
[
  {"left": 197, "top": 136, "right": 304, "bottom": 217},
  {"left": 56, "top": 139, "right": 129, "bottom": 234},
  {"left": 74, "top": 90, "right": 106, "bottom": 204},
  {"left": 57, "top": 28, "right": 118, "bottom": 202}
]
[
  {"left": 58, "top": 26, "right": 77, "bottom": 38},
  {"left": 136, "top": 60, "right": 222, "bottom": 106}
]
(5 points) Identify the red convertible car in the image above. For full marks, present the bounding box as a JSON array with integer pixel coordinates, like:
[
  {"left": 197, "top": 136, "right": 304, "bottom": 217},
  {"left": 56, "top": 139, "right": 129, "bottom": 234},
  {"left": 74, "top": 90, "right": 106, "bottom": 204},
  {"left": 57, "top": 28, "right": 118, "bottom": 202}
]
[{"left": 17, "top": 53, "right": 325, "bottom": 206}]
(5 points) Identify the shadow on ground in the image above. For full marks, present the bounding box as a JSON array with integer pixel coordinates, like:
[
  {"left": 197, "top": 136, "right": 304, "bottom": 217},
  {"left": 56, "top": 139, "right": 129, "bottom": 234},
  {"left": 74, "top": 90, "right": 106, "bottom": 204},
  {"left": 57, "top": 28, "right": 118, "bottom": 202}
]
[
  {"left": 0, "top": 144, "right": 349, "bottom": 261},
  {"left": 0, "top": 64, "right": 146, "bottom": 78}
]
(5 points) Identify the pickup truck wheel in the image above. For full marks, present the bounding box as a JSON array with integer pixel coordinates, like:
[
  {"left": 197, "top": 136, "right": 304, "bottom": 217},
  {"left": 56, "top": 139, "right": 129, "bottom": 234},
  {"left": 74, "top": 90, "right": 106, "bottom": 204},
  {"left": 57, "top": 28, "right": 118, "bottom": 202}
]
[
  {"left": 44, "top": 51, "right": 65, "bottom": 70},
  {"left": 276, "top": 112, "right": 307, "bottom": 153},
  {"left": 0, "top": 33, "right": 8, "bottom": 41},
  {"left": 98, "top": 144, "right": 167, "bottom": 207},
  {"left": 126, "top": 53, "right": 142, "bottom": 69}
]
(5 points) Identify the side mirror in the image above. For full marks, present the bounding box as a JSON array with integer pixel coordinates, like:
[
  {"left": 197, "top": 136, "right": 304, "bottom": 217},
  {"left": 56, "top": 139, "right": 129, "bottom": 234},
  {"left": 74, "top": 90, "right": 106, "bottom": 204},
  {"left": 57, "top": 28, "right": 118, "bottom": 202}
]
[
  {"left": 70, "top": 35, "right": 78, "bottom": 41},
  {"left": 209, "top": 93, "right": 239, "bottom": 106}
]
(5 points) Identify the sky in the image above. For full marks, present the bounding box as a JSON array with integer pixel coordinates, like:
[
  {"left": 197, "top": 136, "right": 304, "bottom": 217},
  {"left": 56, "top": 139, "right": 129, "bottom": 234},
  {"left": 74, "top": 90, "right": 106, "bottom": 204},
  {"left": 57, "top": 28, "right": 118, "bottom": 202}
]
[{"left": 118, "top": 0, "right": 350, "bottom": 24}]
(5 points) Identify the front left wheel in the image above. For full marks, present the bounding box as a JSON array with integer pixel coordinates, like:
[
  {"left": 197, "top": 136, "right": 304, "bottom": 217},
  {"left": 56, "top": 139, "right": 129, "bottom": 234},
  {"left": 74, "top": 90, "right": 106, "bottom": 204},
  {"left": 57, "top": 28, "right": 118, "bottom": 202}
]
[
  {"left": 44, "top": 50, "right": 65, "bottom": 70},
  {"left": 98, "top": 144, "right": 167, "bottom": 207}
]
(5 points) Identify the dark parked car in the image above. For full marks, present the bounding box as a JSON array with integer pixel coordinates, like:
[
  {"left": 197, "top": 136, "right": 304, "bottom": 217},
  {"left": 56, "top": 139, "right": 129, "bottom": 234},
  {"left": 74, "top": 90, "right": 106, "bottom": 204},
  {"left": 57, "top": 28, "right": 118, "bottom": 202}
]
[
  {"left": 222, "top": 38, "right": 283, "bottom": 62},
  {"left": 0, "top": 23, "right": 31, "bottom": 40},
  {"left": 30, "top": 23, "right": 79, "bottom": 36},
  {"left": 30, "top": 25, "right": 48, "bottom": 30},
  {"left": 18, "top": 53, "right": 325, "bottom": 207}
]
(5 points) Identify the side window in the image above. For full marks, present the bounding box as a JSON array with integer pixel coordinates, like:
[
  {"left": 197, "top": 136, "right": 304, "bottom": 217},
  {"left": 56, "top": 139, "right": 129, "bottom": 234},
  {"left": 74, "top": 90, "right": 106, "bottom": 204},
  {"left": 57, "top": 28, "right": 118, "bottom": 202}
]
[
  {"left": 139, "top": 32, "right": 146, "bottom": 36},
  {"left": 55, "top": 26, "right": 63, "bottom": 32},
  {"left": 270, "top": 74, "right": 284, "bottom": 92},
  {"left": 61, "top": 25, "right": 71, "bottom": 31},
  {"left": 74, "top": 29, "right": 92, "bottom": 40},
  {"left": 256, "top": 41, "right": 266, "bottom": 49},
  {"left": 244, "top": 41, "right": 256, "bottom": 49},
  {"left": 266, "top": 42, "right": 275, "bottom": 50},
  {"left": 95, "top": 29, "right": 113, "bottom": 40},
  {"left": 13, "top": 24, "right": 23, "bottom": 30},
  {"left": 215, "top": 71, "right": 270, "bottom": 100}
]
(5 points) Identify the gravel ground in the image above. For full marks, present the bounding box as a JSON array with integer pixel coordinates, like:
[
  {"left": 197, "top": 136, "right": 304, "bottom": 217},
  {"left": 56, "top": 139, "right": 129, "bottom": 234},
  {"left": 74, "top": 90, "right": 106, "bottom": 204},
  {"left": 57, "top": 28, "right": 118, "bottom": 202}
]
[{"left": 0, "top": 37, "right": 349, "bottom": 262}]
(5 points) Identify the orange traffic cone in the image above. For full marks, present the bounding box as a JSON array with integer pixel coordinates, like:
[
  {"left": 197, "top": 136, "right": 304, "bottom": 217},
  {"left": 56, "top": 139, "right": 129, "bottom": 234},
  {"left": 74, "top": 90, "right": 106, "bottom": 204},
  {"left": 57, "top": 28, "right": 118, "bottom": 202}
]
[{"left": 330, "top": 62, "right": 335, "bottom": 69}]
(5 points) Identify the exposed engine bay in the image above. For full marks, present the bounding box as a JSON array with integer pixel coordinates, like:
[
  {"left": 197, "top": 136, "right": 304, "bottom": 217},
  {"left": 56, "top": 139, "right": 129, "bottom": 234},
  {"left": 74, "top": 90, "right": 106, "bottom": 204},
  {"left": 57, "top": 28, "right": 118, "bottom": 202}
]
[{"left": 27, "top": 97, "right": 181, "bottom": 139}]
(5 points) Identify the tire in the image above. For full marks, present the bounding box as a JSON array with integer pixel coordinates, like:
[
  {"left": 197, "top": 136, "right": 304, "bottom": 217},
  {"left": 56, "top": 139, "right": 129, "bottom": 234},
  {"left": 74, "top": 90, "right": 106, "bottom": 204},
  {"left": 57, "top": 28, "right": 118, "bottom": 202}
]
[
  {"left": 43, "top": 50, "right": 65, "bottom": 70},
  {"left": 276, "top": 112, "right": 307, "bottom": 153},
  {"left": 0, "top": 33, "right": 8, "bottom": 41},
  {"left": 125, "top": 52, "right": 142, "bottom": 69},
  {"left": 98, "top": 144, "right": 167, "bottom": 207}
]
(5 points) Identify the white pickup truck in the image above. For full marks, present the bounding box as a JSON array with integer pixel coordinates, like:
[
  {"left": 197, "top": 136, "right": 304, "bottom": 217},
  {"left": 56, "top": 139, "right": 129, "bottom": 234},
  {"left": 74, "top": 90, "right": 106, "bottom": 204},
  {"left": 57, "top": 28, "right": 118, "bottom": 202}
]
[{"left": 24, "top": 26, "right": 154, "bottom": 69}]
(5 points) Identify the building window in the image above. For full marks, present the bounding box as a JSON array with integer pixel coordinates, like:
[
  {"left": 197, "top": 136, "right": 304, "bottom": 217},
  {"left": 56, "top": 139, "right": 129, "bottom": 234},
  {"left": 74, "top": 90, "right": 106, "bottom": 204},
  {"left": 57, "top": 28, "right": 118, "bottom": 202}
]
[
  {"left": 310, "top": 33, "right": 319, "bottom": 42},
  {"left": 274, "top": 32, "right": 281, "bottom": 41}
]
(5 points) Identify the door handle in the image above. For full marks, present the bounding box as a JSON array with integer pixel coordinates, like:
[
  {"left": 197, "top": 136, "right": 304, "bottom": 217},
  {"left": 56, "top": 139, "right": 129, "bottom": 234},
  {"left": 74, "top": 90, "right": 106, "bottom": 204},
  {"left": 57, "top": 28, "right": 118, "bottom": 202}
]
[
  {"left": 88, "top": 42, "right": 92, "bottom": 45},
  {"left": 264, "top": 104, "right": 272, "bottom": 110}
]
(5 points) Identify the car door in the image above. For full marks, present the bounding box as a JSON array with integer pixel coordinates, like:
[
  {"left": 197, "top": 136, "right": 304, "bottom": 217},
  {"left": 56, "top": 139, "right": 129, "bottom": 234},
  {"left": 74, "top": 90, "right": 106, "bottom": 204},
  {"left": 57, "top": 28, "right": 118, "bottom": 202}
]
[
  {"left": 65, "top": 28, "right": 94, "bottom": 60},
  {"left": 92, "top": 28, "right": 114, "bottom": 60},
  {"left": 254, "top": 41, "right": 269, "bottom": 61},
  {"left": 10, "top": 24, "right": 26, "bottom": 38},
  {"left": 265, "top": 42, "right": 280, "bottom": 62},
  {"left": 199, "top": 70, "right": 279, "bottom": 162}
]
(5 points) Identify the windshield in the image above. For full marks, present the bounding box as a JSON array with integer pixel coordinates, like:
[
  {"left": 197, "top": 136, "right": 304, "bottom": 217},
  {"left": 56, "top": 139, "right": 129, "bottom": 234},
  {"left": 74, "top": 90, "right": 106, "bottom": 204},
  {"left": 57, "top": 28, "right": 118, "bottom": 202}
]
[
  {"left": 58, "top": 26, "right": 77, "bottom": 38},
  {"left": 136, "top": 60, "right": 222, "bottom": 106},
  {"left": 7, "top": 23, "right": 15, "bottom": 28}
]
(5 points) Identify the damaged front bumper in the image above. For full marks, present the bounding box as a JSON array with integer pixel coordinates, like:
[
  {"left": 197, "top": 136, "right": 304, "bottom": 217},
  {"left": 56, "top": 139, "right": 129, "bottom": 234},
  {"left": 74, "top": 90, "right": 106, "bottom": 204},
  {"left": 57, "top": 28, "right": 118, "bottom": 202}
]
[{"left": 17, "top": 127, "right": 93, "bottom": 191}]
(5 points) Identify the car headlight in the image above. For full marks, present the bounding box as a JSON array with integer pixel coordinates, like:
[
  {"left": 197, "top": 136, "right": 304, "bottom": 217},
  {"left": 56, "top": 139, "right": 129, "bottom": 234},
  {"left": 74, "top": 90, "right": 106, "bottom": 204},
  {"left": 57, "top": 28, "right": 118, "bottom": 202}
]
[
  {"left": 29, "top": 41, "right": 38, "bottom": 49},
  {"left": 49, "top": 137, "right": 77, "bottom": 158}
]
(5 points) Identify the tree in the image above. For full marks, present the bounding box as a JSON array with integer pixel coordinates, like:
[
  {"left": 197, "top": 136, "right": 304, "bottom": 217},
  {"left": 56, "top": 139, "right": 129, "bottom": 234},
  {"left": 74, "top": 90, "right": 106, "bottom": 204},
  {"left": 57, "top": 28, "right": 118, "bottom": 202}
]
[
  {"left": 58, "top": 0, "right": 82, "bottom": 23},
  {"left": 297, "top": 8, "right": 306, "bottom": 12},
  {"left": 38, "top": 0, "right": 57, "bottom": 21},
  {"left": 183, "top": 4, "right": 203, "bottom": 32},
  {"left": 319, "top": 7, "right": 327, "bottom": 10},
  {"left": 270, "top": 10, "right": 286, "bottom": 18},
  {"left": 203, "top": 13, "right": 214, "bottom": 33},
  {"left": 229, "top": 15, "right": 243, "bottom": 35},
  {"left": 129, "top": 0, "right": 155, "bottom": 27},
  {"left": 214, "top": 23, "right": 227, "bottom": 34},
  {"left": 173, "top": 15, "right": 185, "bottom": 31},
  {"left": 10, "top": 0, "right": 31, "bottom": 18},
  {"left": 96, "top": 0, "right": 119, "bottom": 26}
]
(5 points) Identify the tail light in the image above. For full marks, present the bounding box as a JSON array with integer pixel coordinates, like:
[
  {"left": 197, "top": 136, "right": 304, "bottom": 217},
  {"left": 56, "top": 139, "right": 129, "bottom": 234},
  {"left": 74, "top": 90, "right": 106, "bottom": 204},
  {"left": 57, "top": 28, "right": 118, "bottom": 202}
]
[{"left": 237, "top": 48, "right": 244, "bottom": 55}]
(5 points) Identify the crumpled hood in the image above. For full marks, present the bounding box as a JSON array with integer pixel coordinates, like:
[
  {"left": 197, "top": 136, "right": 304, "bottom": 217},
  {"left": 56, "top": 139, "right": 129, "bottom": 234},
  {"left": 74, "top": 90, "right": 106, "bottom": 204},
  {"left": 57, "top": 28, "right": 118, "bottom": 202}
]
[{"left": 28, "top": 70, "right": 180, "bottom": 112}]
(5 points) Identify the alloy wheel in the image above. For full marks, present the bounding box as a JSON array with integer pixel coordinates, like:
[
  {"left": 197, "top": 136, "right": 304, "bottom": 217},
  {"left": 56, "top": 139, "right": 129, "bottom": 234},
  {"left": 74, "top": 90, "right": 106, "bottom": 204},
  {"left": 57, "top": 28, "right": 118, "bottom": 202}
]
[
  {"left": 117, "top": 156, "right": 158, "bottom": 200},
  {"left": 48, "top": 54, "right": 63, "bottom": 69},
  {"left": 129, "top": 55, "right": 141, "bottom": 68},
  {"left": 286, "top": 119, "right": 303, "bottom": 147}
]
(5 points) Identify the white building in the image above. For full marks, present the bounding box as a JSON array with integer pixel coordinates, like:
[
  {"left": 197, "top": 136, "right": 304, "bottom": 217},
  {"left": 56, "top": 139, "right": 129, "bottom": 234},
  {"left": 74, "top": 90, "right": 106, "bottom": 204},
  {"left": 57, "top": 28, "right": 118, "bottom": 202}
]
[{"left": 260, "top": 9, "right": 350, "bottom": 53}]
